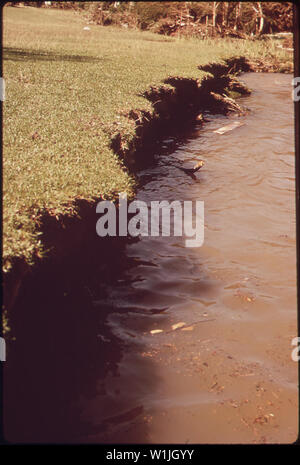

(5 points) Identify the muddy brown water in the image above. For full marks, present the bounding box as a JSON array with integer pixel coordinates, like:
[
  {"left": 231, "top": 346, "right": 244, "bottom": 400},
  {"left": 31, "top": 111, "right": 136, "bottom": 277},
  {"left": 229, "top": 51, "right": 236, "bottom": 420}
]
[
  {"left": 3, "top": 73, "right": 298, "bottom": 444},
  {"left": 77, "top": 73, "right": 297, "bottom": 444}
]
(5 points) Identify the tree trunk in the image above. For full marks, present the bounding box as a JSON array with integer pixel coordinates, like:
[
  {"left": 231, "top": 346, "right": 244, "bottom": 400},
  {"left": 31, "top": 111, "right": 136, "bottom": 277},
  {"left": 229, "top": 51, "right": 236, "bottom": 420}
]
[
  {"left": 252, "top": 2, "right": 264, "bottom": 35},
  {"left": 234, "top": 2, "right": 241, "bottom": 31},
  {"left": 257, "top": 2, "right": 264, "bottom": 34},
  {"left": 222, "top": 2, "right": 229, "bottom": 28},
  {"left": 212, "top": 2, "right": 219, "bottom": 28}
]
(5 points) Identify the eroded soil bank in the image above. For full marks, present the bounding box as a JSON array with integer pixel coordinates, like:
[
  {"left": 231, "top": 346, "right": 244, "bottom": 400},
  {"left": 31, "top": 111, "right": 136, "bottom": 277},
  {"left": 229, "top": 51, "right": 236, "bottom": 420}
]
[
  {"left": 3, "top": 56, "right": 252, "bottom": 323},
  {"left": 2, "top": 69, "right": 297, "bottom": 444}
]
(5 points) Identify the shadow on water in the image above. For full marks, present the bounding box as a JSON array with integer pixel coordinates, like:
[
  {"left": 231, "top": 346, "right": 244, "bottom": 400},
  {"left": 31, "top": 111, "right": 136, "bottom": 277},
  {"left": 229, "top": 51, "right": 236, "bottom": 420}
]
[
  {"left": 3, "top": 236, "right": 157, "bottom": 443},
  {"left": 3, "top": 47, "right": 106, "bottom": 63},
  {"left": 3, "top": 120, "right": 207, "bottom": 444}
]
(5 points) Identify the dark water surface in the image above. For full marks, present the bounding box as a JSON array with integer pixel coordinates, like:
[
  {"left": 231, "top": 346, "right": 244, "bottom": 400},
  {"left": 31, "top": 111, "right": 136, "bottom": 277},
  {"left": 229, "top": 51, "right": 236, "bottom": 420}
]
[
  {"left": 4, "top": 73, "right": 297, "bottom": 444},
  {"left": 78, "top": 73, "right": 297, "bottom": 444}
]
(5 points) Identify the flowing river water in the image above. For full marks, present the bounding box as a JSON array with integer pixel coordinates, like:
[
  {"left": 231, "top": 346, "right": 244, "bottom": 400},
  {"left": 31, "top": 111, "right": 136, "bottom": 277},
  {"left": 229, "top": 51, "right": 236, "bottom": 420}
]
[
  {"left": 78, "top": 73, "right": 298, "bottom": 444},
  {"left": 4, "top": 73, "right": 298, "bottom": 444}
]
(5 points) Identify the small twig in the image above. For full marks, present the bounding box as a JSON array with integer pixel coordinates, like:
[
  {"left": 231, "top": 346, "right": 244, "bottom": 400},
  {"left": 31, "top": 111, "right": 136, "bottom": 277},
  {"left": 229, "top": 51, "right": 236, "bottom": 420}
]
[{"left": 166, "top": 318, "right": 215, "bottom": 333}]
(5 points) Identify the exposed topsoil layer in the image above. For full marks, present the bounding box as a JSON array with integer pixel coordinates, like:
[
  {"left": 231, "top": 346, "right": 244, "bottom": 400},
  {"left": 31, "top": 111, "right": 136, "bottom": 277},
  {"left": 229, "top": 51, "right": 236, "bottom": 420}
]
[{"left": 3, "top": 56, "right": 253, "bottom": 322}]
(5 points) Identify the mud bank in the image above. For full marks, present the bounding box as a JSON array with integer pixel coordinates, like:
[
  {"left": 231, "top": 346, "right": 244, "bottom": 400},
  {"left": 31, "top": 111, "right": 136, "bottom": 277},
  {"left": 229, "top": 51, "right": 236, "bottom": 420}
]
[
  {"left": 3, "top": 56, "right": 252, "bottom": 329},
  {"left": 110, "top": 56, "right": 252, "bottom": 168},
  {"left": 3, "top": 70, "right": 296, "bottom": 444}
]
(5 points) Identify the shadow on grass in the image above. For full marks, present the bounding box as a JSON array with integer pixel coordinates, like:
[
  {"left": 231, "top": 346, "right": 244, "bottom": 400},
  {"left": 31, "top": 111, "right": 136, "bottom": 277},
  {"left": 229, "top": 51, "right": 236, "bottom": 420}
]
[{"left": 3, "top": 47, "right": 106, "bottom": 63}]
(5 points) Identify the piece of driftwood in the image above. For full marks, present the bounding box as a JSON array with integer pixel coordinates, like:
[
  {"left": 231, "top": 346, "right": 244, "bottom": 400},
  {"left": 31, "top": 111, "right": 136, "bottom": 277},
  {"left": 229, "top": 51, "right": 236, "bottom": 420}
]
[
  {"left": 150, "top": 318, "right": 215, "bottom": 335},
  {"left": 213, "top": 121, "right": 245, "bottom": 134}
]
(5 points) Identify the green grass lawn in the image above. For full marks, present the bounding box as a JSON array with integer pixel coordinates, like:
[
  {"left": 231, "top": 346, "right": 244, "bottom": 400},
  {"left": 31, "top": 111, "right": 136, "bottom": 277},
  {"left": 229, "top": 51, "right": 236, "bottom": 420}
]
[{"left": 2, "top": 6, "right": 293, "bottom": 271}]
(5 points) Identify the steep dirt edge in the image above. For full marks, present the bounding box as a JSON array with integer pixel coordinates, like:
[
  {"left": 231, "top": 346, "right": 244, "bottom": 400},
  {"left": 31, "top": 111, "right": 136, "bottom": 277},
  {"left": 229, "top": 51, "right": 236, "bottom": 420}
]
[{"left": 2, "top": 56, "right": 252, "bottom": 329}]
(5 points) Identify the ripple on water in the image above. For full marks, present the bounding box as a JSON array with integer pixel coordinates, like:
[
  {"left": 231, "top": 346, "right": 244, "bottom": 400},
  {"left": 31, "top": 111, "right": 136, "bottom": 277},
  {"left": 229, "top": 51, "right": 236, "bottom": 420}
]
[{"left": 82, "top": 73, "right": 297, "bottom": 444}]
